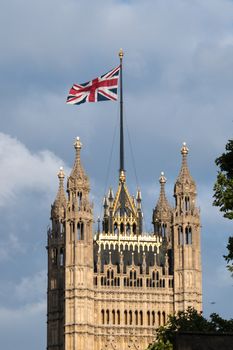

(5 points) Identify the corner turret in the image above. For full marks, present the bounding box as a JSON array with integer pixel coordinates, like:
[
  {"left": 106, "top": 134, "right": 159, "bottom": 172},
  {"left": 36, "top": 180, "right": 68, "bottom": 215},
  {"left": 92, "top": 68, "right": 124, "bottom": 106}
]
[
  {"left": 152, "top": 172, "right": 172, "bottom": 244},
  {"left": 51, "top": 167, "right": 67, "bottom": 218},
  {"left": 174, "top": 142, "right": 196, "bottom": 215}
]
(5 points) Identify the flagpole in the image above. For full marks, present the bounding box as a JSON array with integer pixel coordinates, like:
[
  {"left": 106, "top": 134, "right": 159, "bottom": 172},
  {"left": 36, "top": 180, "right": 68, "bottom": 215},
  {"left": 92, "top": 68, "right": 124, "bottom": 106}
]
[{"left": 119, "top": 48, "right": 125, "bottom": 179}]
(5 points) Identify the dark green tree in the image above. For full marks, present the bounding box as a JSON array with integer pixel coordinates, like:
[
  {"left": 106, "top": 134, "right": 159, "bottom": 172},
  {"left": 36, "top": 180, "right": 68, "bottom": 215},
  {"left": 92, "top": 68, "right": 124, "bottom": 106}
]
[
  {"left": 147, "top": 308, "right": 233, "bottom": 350},
  {"left": 213, "top": 139, "right": 233, "bottom": 274}
]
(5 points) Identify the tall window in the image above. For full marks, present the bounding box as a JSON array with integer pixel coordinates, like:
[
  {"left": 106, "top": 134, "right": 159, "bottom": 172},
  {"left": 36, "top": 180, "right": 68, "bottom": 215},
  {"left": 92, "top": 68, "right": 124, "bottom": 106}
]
[
  {"left": 162, "top": 311, "right": 166, "bottom": 325},
  {"left": 77, "top": 222, "right": 84, "bottom": 240},
  {"left": 185, "top": 226, "right": 192, "bottom": 244},
  {"left": 114, "top": 223, "right": 119, "bottom": 234},
  {"left": 101, "top": 309, "right": 105, "bottom": 324},
  {"left": 124, "top": 310, "right": 127, "bottom": 325},
  {"left": 112, "top": 310, "right": 115, "bottom": 325},
  {"left": 126, "top": 223, "right": 130, "bottom": 235},
  {"left": 135, "top": 311, "right": 138, "bottom": 325},
  {"left": 106, "top": 310, "right": 109, "bottom": 324},
  {"left": 77, "top": 191, "right": 82, "bottom": 207},
  {"left": 158, "top": 311, "right": 161, "bottom": 326},
  {"left": 129, "top": 310, "right": 132, "bottom": 325},
  {"left": 178, "top": 226, "right": 183, "bottom": 245},
  {"left": 152, "top": 311, "right": 155, "bottom": 326},
  {"left": 140, "top": 311, "right": 143, "bottom": 325},
  {"left": 147, "top": 311, "right": 150, "bottom": 326},
  {"left": 185, "top": 196, "right": 190, "bottom": 212},
  {"left": 59, "top": 248, "right": 64, "bottom": 266},
  {"left": 117, "top": 310, "right": 120, "bottom": 325},
  {"left": 161, "top": 223, "right": 167, "bottom": 237}
]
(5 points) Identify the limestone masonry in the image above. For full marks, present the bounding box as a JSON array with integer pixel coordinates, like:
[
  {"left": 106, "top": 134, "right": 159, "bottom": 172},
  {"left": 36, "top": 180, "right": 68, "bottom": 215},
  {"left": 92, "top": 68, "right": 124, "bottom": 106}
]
[{"left": 47, "top": 137, "right": 202, "bottom": 350}]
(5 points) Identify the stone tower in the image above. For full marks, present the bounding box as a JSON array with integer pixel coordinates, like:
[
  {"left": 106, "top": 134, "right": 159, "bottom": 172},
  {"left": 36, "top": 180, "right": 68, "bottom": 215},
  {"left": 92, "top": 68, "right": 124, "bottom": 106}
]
[
  {"left": 47, "top": 166, "right": 66, "bottom": 350},
  {"left": 64, "top": 137, "right": 94, "bottom": 350},
  {"left": 47, "top": 137, "right": 95, "bottom": 350},
  {"left": 173, "top": 142, "right": 202, "bottom": 312},
  {"left": 47, "top": 138, "right": 202, "bottom": 350}
]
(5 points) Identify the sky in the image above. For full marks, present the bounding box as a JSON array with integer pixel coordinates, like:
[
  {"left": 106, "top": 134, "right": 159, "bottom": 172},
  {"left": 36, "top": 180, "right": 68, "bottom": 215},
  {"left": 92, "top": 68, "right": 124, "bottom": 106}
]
[{"left": 0, "top": 0, "right": 233, "bottom": 349}]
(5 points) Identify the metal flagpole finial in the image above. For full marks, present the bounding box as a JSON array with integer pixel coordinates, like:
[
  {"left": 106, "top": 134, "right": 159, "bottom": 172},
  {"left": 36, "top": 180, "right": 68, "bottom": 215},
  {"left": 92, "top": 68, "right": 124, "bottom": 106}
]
[{"left": 119, "top": 48, "right": 124, "bottom": 59}]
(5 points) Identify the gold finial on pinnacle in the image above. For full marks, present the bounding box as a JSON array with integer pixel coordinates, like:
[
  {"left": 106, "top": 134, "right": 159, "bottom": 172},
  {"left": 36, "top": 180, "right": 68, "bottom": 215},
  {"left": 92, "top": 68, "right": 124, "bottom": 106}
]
[
  {"left": 57, "top": 166, "right": 65, "bottom": 180},
  {"left": 181, "top": 142, "right": 189, "bottom": 155},
  {"left": 74, "top": 136, "right": 82, "bottom": 150},
  {"left": 159, "top": 171, "right": 167, "bottom": 184},
  {"left": 119, "top": 48, "right": 124, "bottom": 59},
  {"left": 119, "top": 170, "right": 126, "bottom": 183}
]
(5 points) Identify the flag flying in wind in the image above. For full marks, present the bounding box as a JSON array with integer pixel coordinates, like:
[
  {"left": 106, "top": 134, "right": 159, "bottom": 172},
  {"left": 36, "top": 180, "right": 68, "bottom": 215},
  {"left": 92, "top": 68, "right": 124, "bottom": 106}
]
[{"left": 66, "top": 65, "right": 120, "bottom": 105}]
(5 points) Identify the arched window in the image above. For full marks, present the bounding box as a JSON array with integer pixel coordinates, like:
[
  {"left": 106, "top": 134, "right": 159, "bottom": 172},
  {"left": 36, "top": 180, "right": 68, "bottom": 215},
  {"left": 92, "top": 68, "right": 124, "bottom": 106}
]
[
  {"left": 101, "top": 309, "right": 105, "bottom": 324},
  {"left": 140, "top": 311, "right": 143, "bottom": 325},
  {"left": 185, "top": 226, "right": 192, "bottom": 244},
  {"left": 126, "top": 223, "right": 131, "bottom": 235},
  {"left": 178, "top": 226, "right": 183, "bottom": 245},
  {"left": 120, "top": 223, "right": 124, "bottom": 234},
  {"left": 59, "top": 248, "right": 64, "bottom": 266},
  {"left": 77, "top": 191, "right": 82, "bottom": 207},
  {"left": 132, "top": 223, "right": 136, "bottom": 235},
  {"left": 106, "top": 310, "right": 109, "bottom": 324},
  {"left": 129, "top": 310, "right": 132, "bottom": 325},
  {"left": 158, "top": 311, "right": 161, "bottom": 326},
  {"left": 152, "top": 311, "right": 155, "bottom": 326},
  {"left": 112, "top": 310, "right": 115, "bottom": 325},
  {"left": 59, "top": 222, "right": 64, "bottom": 235},
  {"left": 161, "top": 223, "right": 166, "bottom": 237},
  {"left": 162, "top": 311, "right": 166, "bottom": 325},
  {"left": 185, "top": 196, "right": 190, "bottom": 212},
  {"left": 114, "top": 223, "right": 118, "bottom": 234},
  {"left": 147, "top": 311, "right": 150, "bottom": 326},
  {"left": 117, "top": 310, "right": 120, "bottom": 325},
  {"left": 135, "top": 311, "right": 138, "bottom": 325},
  {"left": 77, "top": 222, "right": 84, "bottom": 240},
  {"left": 124, "top": 310, "right": 128, "bottom": 325}
]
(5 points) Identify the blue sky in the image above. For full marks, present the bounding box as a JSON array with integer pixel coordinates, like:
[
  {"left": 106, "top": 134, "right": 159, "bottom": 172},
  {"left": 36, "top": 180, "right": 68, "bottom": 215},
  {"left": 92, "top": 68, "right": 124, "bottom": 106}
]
[{"left": 0, "top": 1, "right": 233, "bottom": 349}]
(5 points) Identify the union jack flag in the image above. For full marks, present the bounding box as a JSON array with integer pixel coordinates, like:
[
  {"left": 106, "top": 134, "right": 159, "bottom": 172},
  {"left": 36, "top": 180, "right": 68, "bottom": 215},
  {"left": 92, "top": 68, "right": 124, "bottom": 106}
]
[{"left": 66, "top": 65, "right": 120, "bottom": 105}]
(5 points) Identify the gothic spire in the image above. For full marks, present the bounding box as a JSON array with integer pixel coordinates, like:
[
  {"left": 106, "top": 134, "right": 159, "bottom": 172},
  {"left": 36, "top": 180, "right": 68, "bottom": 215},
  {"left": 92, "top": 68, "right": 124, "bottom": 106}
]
[
  {"left": 152, "top": 172, "right": 172, "bottom": 237},
  {"left": 154, "top": 172, "right": 172, "bottom": 215},
  {"left": 68, "top": 137, "right": 89, "bottom": 193},
  {"left": 176, "top": 142, "right": 195, "bottom": 186},
  {"left": 51, "top": 167, "right": 66, "bottom": 218}
]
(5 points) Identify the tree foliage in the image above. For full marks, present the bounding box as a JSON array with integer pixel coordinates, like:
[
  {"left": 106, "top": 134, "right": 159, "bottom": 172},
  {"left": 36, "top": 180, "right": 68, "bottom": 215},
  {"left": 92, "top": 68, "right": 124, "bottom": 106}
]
[
  {"left": 213, "top": 139, "right": 233, "bottom": 273},
  {"left": 213, "top": 140, "right": 233, "bottom": 220},
  {"left": 147, "top": 308, "right": 233, "bottom": 350}
]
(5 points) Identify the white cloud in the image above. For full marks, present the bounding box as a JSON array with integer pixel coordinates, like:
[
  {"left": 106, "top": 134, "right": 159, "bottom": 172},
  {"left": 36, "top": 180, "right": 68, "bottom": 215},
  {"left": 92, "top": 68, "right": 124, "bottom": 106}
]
[{"left": 0, "top": 132, "right": 69, "bottom": 207}]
